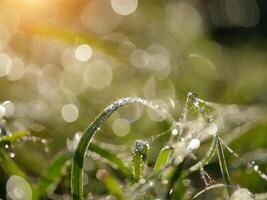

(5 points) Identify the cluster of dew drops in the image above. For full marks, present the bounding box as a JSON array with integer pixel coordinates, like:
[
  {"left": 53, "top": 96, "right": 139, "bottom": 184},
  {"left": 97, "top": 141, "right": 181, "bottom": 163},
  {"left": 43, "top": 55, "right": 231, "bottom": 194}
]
[{"left": 0, "top": 101, "right": 49, "bottom": 158}]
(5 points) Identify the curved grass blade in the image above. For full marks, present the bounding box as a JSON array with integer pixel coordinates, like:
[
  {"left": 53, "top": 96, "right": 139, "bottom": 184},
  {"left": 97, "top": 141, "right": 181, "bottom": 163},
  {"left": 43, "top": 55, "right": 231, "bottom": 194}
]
[
  {"left": 0, "top": 150, "right": 26, "bottom": 178},
  {"left": 36, "top": 151, "right": 71, "bottom": 199},
  {"left": 191, "top": 184, "right": 226, "bottom": 200},
  {"left": 188, "top": 136, "right": 218, "bottom": 173},
  {"left": 71, "top": 97, "right": 174, "bottom": 200},
  {"left": 89, "top": 143, "right": 132, "bottom": 177},
  {"left": 154, "top": 146, "right": 172, "bottom": 173}
]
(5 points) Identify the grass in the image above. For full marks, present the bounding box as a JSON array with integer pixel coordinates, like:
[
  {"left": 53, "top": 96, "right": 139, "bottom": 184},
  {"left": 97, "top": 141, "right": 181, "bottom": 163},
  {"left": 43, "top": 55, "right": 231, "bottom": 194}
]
[
  {"left": 69, "top": 93, "right": 267, "bottom": 199},
  {"left": 0, "top": 93, "right": 266, "bottom": 199}
]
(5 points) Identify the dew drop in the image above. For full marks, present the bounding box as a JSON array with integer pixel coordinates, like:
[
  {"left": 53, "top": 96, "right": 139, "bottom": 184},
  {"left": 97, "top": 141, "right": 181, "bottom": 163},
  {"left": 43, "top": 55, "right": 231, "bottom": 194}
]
[
  {"left": 2, "top": 101, "right": 15, "bottom": 118},
  {"left": 171, "top": 128, "right": 178, "bottom": 136},
  {"left": 188, "top": 138, "right": 200, "bottom": 150},
  {"left": 206, "top": 123, "right": 218, "bottom": 136},
  {"left": 6, "top": 175, "right": 32, "bottom": 200},
  {"left": 9, "top": 152, "right": 15, "bottom": 158}
]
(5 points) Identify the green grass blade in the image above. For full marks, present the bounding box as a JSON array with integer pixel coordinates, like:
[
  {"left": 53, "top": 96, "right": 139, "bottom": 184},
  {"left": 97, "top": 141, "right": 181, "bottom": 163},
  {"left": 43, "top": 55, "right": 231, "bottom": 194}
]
[
  {"left": 133, "top": 153, "right": 142, "bottom": 182},
  {"left": 217, "top": 139, "right": 231, "bottom": 197},
  {"left": 0, "top": 130, "right": 29, "bottom": 146},
  {"left": 36, "top": 151, "right": 71, "bottom": 199},
  {"left": 154, "top": 146, "right": 172, "bottom": 173},
  {"left": 191, "top": 184, "right": 226, "bottom": 200},
  {"left": 71, "top": 97, "right": 173, "bottom": 200},
  {"left": 0, "top": 150, "right": 26, "bottom": 178},
  {"left": 132, "top": 140, "right": 149, "bottom": 182},
  {"left": 97, "top": 169, "right": 126, "bottom": 200},
  {"left": 89, "top": 143, "right": 132, "bottom": 177},
  {"left": 189, "top": 136, "right": 218, "bottom": 173}
]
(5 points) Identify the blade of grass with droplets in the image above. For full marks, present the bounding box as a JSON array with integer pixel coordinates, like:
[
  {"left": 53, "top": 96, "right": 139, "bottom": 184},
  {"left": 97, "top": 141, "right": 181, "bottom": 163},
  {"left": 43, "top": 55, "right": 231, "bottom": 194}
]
[
  {"left": 133, "top": 152, "right": 142, "bottom": 182},
  {"left": 167, "top": 162, "right": 185, "bottom": 200},
  {"left": 71, "top": 97, "right": 175, "bottom": 200},
  {"left": 217, "top": 139, "right": 231, "bottom": 197},
  {"left": 0, "top": 150, "right": 26, "bottom": 178},
  {"left": 154, "top": 146, "right": 172, "bottom": 173},
  {"left": 191, "top": 184, "right": 226, "bottom": 200},
  {"left": 0, "top": 130, "right": 29, "bottom": 146},
  {"left": 35, "top": 151, "right": 71, "bottom": 199},
  {"left": 132, "top": 140, "right": 149, "bottom": 182},
  {"left": 89, "top": 143, "right": 132, "bottom": 177}
]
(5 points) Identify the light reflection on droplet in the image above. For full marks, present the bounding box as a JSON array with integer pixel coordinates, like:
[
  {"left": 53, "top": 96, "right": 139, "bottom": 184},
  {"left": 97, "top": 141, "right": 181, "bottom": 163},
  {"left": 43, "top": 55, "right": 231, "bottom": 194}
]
[
  {"left": 6, "top": 175, "right": 32, "bottom": 200},
  {"left": 111, "top": 0, "right": 138, "bottom": 16},
  {"left": 112, "top": 118, "right": 131, "bottom": 137},
  {"left": 61, "top": 104, "right": 79, "bottom": 123},
  {"left": 83, "top": 59, "right": 113, "bottom": 90},
  {"left": 81, "top": 0, "right": 121, "bottom": 35},
  {"left": 75, "top": 44, "right": 93, "bottom": 62},
  {"left": 130, "top": 49, "right": 150, "bottom": 69},
  {"left": 2, "top": 101, "right": 15, "bottom": 118},
  {"left": 171, "top": 128, "right": 178, "bottom": 136},
  {"left": 7, "top": 57, "right": 25, "bottom": 81},
  {"left": 0, "top": 53, "right": 11, "bottom": 77},
  {"left": 188, "top": 138, "right": 200, "bottom": 150}
]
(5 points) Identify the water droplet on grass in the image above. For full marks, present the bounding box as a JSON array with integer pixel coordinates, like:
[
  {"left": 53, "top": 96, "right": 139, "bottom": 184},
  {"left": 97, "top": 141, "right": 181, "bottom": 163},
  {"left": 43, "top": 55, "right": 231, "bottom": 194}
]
[
  {"left": 188, "top": 138, "right": 200, "bottom": 150},
  {"left": 2, "top": 101, "right": 15, "bottom": 118},
  {"left": 6, "top": 175, "right": 32, "bottom": 200}
]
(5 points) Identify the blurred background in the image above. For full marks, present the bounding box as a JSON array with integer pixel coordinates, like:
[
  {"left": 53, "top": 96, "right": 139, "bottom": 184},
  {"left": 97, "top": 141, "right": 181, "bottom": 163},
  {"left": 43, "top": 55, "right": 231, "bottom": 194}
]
[{"left": 0, "top": 0, "right": 267, "bottom": 199}]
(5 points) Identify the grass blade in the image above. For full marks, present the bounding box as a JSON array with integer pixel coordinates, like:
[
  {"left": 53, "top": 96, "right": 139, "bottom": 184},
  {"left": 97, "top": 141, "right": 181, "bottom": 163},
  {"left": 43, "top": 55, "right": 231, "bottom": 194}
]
[
  {"left": 0, "top": 150, "right": 26, "bottom": 178},
  {"left": 133, "top": 140, "right": 149, "bottom": 182},
  {"left": 217, "top": 139, "right": 231, "bottom": 197},
  {"left": 154, "top": 146, "right": 172, "bottom": 173},
  {"left": 97, "top": 169, "right": 126, "bottom": 200},
  {"left": 89, "top": 143, "right": 132, "bottom": 177},
  {"left": 71, "top": 97, "right": 174, "bottom": 200},
  {"left": 0, "top": 130, "right": 29, "bottom": 146},
  {"left": 36, "top": 151, "right": 71, "bottom": 199}
]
